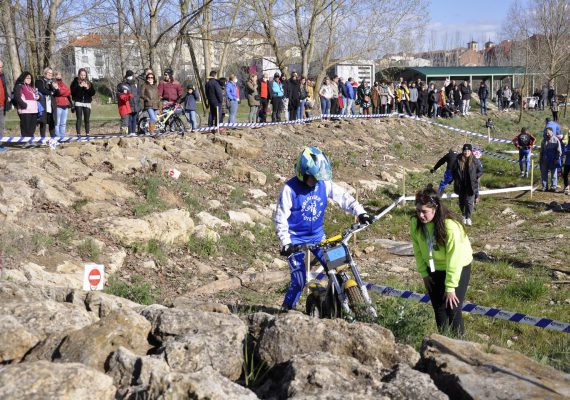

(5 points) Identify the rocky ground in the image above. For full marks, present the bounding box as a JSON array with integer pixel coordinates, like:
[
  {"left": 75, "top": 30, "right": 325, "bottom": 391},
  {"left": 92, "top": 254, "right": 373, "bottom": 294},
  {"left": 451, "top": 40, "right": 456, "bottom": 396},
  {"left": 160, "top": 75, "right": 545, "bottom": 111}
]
[{"left": 0, "top": 117, "right": 568, "bottom": 398}]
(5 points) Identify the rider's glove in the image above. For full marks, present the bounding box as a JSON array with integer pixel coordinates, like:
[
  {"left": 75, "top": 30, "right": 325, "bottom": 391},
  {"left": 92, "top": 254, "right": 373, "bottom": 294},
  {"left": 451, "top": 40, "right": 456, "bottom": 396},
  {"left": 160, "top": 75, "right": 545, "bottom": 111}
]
[
  {"left": 280, "top": 244, "right": 294, "bottom": 257},
  {"left": 358, "top": 213, "right": 374, "bottom": 225}
]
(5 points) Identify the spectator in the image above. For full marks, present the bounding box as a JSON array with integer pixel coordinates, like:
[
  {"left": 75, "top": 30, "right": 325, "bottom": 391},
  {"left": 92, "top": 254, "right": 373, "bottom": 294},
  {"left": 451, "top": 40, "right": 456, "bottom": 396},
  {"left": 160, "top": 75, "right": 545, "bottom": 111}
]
[
  {"left": 36, "top": 67, "right": 60, "bottom": 138},
  {"left": 345, "top": 77, "right": 355, "bottom": 115},
  {"left": 428, "top": 84, "right": 438, "bottom": 118},
  {"left": 158, "top": 68, "right": 183, "bottom": 103},
  {"left": 205, "top": 70, "right": 223, "bottom": 128},
  {"left": 397, "top": 82, "right": 411, "bottom": 115},
  {"left": 281, "top": 74, "right": 289, "bottom": 121},
  {"left": 410, "top": 184, "right": 473, "bottom": 336},
  {"left": 245, "top": 73, "right": 259, "bottom": 124},
  {"left": 271, "top": 73, "right": 284, "bottom": 122},
  {"left": 371, "top": 82, "right": 380, "bottom": 114},
  {"left": 452, "top": 143, "right": 483, "bottom": 226},
  {"left": 544, "top": 117, "right": 561, "bottom": 138},
  {"left": 12, "top": 71, "right": 39, "bottom": 137},
  {"left": 338, "top": 77, "right": 348, "bottom": 115},
  {"left": 408, "top": 82, "right": 418, "bottom": 116},
  {"left": 430, "top": 148, "right": 459, "bottom": 194},
  {"left": 551, "top": 98, "right": 560, "bottom": 123},
  {"left": 218, "top": 77, "right": 229, "bottom": 123},
  {"left": 539, "top": 127, "right": 562, "bottom": 192},
  {"left": 459, "top": 79, "right": 472, "bottom": 116},
  {"left": 563, "top": 137, "right": 570, "bottom": 195},
  {"left": 298, "top": 76, "right": 308, "bottom": 120},
  {"left": 117, "top": 70, "right": 139, "bottom": 135},
  {"left": 478, "top": 80, "right": 488, "bottom": 115},
  {"left": 485, "top": 118, "right": 496, "bottom": 134},
  {"left": 547, "top": 85, "right": 555, "bottom": 106},
  {"left": 496, "top": 85, "right": 503, "bottom": 111},
  {"left": 512, "top": 128, "right": 536, "bottom": 178},
  {"left": 226, "top": 73, "right": 239, "bottom": 124},
  {"left": 181, "top": 83, "right": 200, "bottom": 131},
  {"left": 379, "top": 80, "right": 394, "bottom": 114},
  {"left": 319, "top": 77, "right": 333, "bottom": 116},
  {"left": 540, "top": 84, "right": 548, "bottom": 110},
  {"left": 329, "top": 75, "right": 340, "bottom": 115},
  {"left": 0, "top": 61, "right": 10, "bottom": 137},
  {"left": 274, "top": 146, "right": 370, "bottom": 312},
  {"left": 258, "top": 72, "right": 270, "bottom": 123},
  {"left": 117, "top": 81, "right": 133, "bottom": 135},
  {"left": 511, "top": 88, "right": 520, "bottom": 111},
  {"left": 70, "top": 68, "right": 96, "bottom": 136},
  {"left": 437, "top": 87, "right": 446, "bottom": 117},
  {"left": 502, "top": 85, "right": 512, "bottom": 111},
  {"left": 140, "top": 72, "right": 160, "bottom": 133},
  {"left": 417, "top": 83, "right": 428, "bottom": 117},
  {"left": 356, "top": 80, "right": 371, "bottom": 115},
  {"left": 351, "top": 80, "right": 359, "bottom": 114},
  {"left": 287, "top": 72, "right": 301, "bottom": 120},
  {"left": 305, "top": 78, "right": 315, "bottom": 118},
  {"left": 53, "top": 71, "right": 71, "bottom": 138}
]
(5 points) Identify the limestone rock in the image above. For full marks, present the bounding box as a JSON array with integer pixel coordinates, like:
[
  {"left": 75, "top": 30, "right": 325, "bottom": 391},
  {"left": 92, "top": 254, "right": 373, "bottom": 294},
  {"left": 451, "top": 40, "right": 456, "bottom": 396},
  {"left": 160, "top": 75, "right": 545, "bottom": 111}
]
[
  {"left": 148, "top": 367, "right": 258, "bottom": 400},
  {"left": 196, "top": 211, "right": 230, "bottom": 229},
  {"left": 106, "top": 346, "right": 170, "bottom": 390},
  {"left": 249, "top": 170, "right": 267, "bottom": 185},
  {"left": 214, "top": 134, "right": 263, "bottom": 159},
  {"left": 240, "top": 207, "right": 272, "bottom": 225},
  {"left": 175, "top": 164, "right": 212, "bottom": 182},
  {"left": 255, "top": 312, "right": 417, "bottom": 369},
  {"left": 104, "top": 217, "right": 153, "bottom": 245},
  {"left": 228, "top": 210, "right": 255, "bottom": 225},
  {"left": 145, "top": 209, "right": 195, "bottom": 244},
  {"left": 56, "top": 308, "right": 152, "bottom": 371},
  {"left": 0, "top": 180, "right": 35, "bottom": 220},
  {"left": 171, "top": 297, "right": 231, "bottom": 314},
  {"left": 248, "top": 189, "right": 267, "bottom": 199},
  {"left": 419, "top": 334, "right": 570, "bottom": 400},
  {"left": 71, "top": 177, "right": 135, "bottom": 201},
  {"left": 0, "top": 361, "right": 116, "bottom": 400},
  {"left": 17, "top": 262, "right": 83, "bottom": 288},
  {"left": 140, "top": 307, "right": 247, "bottom": 379},
  {"left": 193, "top": 224, "right": 220, "bottom": 242}
]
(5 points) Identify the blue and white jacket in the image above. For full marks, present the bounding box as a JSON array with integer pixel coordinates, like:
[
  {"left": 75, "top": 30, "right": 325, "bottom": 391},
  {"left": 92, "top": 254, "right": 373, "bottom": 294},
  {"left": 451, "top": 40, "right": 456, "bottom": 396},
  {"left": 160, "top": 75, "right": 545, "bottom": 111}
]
[
  {"left": 226, "top": 81, "right": 238, "bottom": 101},
  {"left": 345, "top": 82, "right": 355, "bottom": 100},
  {"left": 274, "top": 177, "right": 365, "bottom": 246}
]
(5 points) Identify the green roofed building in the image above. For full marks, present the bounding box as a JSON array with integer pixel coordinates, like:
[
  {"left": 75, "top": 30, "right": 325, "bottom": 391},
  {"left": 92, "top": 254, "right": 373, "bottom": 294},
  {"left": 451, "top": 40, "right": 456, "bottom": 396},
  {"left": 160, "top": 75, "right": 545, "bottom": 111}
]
[{"left": 401, "top": 66, "right": 541, "bottom": 95}]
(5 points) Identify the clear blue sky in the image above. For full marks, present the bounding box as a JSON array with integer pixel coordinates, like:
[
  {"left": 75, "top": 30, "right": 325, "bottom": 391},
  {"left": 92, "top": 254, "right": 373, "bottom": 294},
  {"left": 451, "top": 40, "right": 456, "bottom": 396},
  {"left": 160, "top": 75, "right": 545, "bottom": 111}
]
[{"left": 426, "top": 0, "right": 512, "bottom": 50}]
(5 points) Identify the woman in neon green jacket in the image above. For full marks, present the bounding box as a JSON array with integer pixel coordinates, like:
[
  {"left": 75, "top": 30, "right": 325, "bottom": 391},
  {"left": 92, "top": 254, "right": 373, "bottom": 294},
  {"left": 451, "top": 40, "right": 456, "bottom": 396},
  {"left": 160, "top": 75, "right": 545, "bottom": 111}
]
[{"left": 410, "top": 184, "right": 473, "bottom": 335}]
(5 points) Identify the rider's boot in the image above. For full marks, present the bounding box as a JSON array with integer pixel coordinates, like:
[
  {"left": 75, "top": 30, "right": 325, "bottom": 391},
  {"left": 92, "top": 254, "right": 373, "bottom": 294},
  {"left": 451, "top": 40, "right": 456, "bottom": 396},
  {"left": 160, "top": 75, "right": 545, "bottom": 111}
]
[{"left": 149, "top": 123, "right": 156, "bottom": 133}]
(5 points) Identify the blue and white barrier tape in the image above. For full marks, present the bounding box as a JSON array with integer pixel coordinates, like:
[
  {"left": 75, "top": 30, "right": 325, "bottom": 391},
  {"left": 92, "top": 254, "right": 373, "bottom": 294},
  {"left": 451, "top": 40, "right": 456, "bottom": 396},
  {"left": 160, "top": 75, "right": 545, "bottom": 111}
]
[{"left": 311, "top": 271, "right": 568, "bottom": 332}]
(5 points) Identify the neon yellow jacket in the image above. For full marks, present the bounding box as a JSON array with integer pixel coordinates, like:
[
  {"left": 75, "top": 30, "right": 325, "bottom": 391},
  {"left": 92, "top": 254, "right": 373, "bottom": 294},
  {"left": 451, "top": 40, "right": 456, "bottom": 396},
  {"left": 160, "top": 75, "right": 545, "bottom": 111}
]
[{"left": 410, "top": 217, "right": 473, "bottom": 292}]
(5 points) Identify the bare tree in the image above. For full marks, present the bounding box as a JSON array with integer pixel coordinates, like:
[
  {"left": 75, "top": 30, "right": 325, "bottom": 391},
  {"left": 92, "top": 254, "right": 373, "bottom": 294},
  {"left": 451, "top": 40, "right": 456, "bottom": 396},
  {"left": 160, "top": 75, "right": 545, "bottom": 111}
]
[{"left": 1, "top": 0, "right": 22, "bottom": 81}]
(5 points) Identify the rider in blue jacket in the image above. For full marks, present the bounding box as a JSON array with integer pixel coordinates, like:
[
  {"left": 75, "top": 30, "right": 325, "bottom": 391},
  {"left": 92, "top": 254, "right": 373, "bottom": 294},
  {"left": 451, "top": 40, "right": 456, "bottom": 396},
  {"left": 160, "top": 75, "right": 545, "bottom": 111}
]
[{"left": 274, "top": 146, "right": 373, "bottom": 311}]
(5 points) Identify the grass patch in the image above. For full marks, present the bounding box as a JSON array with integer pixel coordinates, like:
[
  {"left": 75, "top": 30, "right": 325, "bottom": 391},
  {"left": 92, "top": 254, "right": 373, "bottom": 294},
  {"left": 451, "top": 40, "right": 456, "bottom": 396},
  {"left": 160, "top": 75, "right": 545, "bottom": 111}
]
[
  {"left": 503, "top": 278, "right": 548, "bottom": 301},
  {"left": 229, "top": 186, "right": 246, "bottom": 205},
  {"left": 77, "top": 238, "right": 101, "bottom": 262},
  {"left": 32, "top": 233, "right": 54, "bottom": 251},
  {"left": 375, "top": 297, "right": 434, "bottom": 347},
  {"left": 104, "top": 275, "right": 158, "bottom": 305},
  {"left": 131, "top": 239, "right": 168, "bottom": 265},
  {"left": 219, "top": 232, "right": 253, "bottom": 255},
  {"left": 72, "top": 199, "right": 89, "bottom": 212},
  {"left": 187, "top": 236, "right": 218, "bottom": 257},
  {"left": 130, "top": 176, "right": 168, "bottom": 217},
  {"left": 55, "top": 227, "right": 75, "bottom": 246}
]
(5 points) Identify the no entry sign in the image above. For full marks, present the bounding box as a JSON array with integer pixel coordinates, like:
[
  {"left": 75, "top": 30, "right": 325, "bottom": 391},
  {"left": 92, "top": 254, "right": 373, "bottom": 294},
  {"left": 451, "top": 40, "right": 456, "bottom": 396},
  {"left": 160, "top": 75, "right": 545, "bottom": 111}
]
[{"left": 83, "top": 264, "right": 105, "bottom": 291}]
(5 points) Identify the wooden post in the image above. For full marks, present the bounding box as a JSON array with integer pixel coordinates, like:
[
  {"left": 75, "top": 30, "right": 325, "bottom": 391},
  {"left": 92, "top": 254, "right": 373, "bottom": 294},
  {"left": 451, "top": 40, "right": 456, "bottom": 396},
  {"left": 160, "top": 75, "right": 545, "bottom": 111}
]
[
  {"left": 354, "top": 188, "right": 359, "bottom": 247},
  {"left": 487, "top": 126, "right": 491, "bottom": 143},
  {"left": 530, "top": 158, "right": 534, "bottom": 198},
  {"left": 402, "top": 170, "right": 406, "bottom": 205}
]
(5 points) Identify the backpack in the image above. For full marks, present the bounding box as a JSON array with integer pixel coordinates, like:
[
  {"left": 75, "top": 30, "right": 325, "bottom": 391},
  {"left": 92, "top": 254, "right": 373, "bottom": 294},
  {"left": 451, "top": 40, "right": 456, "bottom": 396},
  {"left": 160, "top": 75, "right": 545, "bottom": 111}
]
[{"left": 518, "top": 133, "right": 531, "bottom": 147}]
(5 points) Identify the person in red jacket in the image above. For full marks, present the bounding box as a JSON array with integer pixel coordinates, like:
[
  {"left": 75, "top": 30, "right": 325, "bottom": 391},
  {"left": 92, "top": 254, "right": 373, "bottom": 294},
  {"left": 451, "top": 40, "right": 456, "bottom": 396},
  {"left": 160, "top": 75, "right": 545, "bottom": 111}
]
[
  {"left": 54, "top": 71, "right": 72, "bottom": 138},
  {"left": 117, "top": 83, "right": 133, "bottom": 135},
  {"left": 158, "top": 68, "right": 183, "bottom": 104}
]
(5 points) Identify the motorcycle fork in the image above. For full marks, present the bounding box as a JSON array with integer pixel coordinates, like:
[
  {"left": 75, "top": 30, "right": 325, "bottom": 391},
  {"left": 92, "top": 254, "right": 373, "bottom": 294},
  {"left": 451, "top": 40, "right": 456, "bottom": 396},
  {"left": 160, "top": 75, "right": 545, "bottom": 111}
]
[{"left": 328, "top": 270, "right": 351, "bottom": 315}]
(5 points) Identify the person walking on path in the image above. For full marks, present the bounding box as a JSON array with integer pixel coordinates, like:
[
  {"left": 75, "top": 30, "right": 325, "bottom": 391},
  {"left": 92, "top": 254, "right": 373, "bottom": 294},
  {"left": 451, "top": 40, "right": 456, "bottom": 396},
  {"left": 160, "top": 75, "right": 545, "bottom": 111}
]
[
  {"left": 512, "top": 128, "right": 536, "bottom": 178},
  {"left": 431, "top": 148, "right": 459, "bottom": 194},
  {"left": 410, "top": 184, "right": 472, "bottom": 336},
  {"left": 452, "top": 144, "right": 483, "bottom": 226},
  {"left": 478, "top": 81, "right": 488, "bottom": 115}
]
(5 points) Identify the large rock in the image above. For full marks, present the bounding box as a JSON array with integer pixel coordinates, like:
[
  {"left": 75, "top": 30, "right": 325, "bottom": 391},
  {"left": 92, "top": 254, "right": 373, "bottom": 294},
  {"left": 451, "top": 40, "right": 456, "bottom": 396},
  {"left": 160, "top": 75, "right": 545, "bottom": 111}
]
[
  {"left": 6, "top": 262, "right": 83, "bottom": 289},
  {"left": 254, "top": 312, "right": 418, "bottom": 369},
  {"left": 148, "top": 367, "right": 258, "bottom": 400},
  {"left": 0, "top": 361, "right": 116, "bottom": 400},
  {"left": 140, "top": 307, "right": 247, "bottom": 379},
  {"left": 0, "top": 180, "right": 35, "bottom": 219},
  {"left": 196, "top": 211, "right": 230, "bottom": 229},
  {"left": 71, "top": 176, "right": 135, "bottom": 201},
  {"left": 106, "top": 346, "right": 170, "bottom": 391},
  {"left": 256, "top": 352, "right": 447, "bottom": 400},
  {"left": 213, "top": 134, "right": 263, "bottom": 158},
  {"left": 55, "top": 308, "right": 151, "bottom": 371},
  {"left": 0, "top": 299, "right": 98, "bottom": 363},
  {"left": 104, "top": 209, "right": 194, "bottom": 245},
  {"left": 419, "top": 334, "right": 570, "bottom": 400},
  {"left": 175, "top": 164, "right": 212, "bottom": 182}
]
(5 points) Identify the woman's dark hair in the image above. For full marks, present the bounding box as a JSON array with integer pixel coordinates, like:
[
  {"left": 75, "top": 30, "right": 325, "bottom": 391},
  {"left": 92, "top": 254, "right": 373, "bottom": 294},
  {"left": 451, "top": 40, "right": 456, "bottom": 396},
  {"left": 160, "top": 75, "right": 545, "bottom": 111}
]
[
  {"left": 15, "top": 71, "right": 33, "bottom": 85},
  {"left": 414, "top": 184, "right": 460, "bottom": 246}
]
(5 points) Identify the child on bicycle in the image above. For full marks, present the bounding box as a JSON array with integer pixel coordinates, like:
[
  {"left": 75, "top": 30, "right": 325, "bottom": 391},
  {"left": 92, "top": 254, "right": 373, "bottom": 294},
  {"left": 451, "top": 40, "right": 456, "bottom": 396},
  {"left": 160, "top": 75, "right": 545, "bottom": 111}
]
[
  {"left": 181, "top": 83, "right": 200, "bottom": 132},
  {"left": 274, "top": 146, "right": 373, "bottom": 312}
]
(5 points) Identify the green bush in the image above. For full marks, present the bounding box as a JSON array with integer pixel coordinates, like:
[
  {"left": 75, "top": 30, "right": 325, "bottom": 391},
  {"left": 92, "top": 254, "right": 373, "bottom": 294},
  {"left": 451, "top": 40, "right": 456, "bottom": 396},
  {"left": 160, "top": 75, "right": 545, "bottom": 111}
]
[
  {"left": 375, "top": 297, "right": 433, "bottom": 347},
  {"left": 104, "top": 275, "right": 158, "bottom": 305},
  {"left": 78, "top": 238, "right": 101, "bottom": 261},
  {"left": 504, "top": 278, "right": 548, "bottom": 301},
  {"left": 187, "top": 237, "right": 218, "bottom": 257}
]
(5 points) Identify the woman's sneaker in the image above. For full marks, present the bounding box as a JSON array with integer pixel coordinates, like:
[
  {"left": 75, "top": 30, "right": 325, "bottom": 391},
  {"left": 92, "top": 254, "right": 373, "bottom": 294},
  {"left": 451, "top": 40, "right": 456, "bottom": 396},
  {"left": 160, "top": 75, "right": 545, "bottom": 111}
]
[{"left": 564, "top": 186, "right": 569, "bottom": 195}]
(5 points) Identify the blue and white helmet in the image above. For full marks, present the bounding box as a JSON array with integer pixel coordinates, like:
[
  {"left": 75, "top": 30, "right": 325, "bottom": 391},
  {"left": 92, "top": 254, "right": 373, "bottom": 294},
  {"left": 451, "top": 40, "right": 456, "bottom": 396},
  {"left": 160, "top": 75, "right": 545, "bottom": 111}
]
[{"left": 295, "top": 146, "right": 332, "bottom": 182}]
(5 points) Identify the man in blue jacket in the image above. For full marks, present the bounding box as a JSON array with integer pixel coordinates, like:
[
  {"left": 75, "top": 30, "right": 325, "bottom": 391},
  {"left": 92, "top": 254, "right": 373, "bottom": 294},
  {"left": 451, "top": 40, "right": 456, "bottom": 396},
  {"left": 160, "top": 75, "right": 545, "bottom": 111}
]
[
  {"left": 205, "top": 70, "right": 223, "bottom": 128},
  {"left": 274, "top": 146, "right": 373, "bottom": 311},
  {"left": 345, "top": 78, "right": 355, "bottom": 115}
]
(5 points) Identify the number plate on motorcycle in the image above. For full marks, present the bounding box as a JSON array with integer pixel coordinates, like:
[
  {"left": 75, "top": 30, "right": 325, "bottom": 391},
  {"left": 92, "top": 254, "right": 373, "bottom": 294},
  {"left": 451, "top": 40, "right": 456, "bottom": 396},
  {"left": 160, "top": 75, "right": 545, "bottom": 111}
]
[{"left": 324, "top": 245, "right": 349, "bottom": 268}]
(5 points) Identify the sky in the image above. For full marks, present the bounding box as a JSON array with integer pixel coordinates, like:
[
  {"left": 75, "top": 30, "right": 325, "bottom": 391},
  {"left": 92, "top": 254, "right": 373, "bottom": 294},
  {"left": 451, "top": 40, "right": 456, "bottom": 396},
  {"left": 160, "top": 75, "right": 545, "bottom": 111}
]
[{"left": 426, "top": 0, "right": 513, "bottom": 50}]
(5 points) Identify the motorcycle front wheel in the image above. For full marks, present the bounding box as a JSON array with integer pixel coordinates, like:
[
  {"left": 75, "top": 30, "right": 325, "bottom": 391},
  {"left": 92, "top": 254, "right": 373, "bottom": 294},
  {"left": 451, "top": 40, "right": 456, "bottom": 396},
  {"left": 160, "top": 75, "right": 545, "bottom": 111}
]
[{"left": 346, "top": 285, "right": 376, "bottom": 322}]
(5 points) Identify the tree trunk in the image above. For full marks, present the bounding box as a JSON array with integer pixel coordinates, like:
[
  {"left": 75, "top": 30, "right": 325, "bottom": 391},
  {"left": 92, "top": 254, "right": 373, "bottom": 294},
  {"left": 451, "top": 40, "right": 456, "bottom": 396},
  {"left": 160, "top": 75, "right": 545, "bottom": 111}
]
[
  {"left": 218, "top": 0, "right": 242, "bottom": 77},
  {"left": 148, "top": 0, "right": 159, "bottom": 74},
  {"left": 1, "top": 0, "right": 21, "bottom": 81},
  {"left": 200, "top": 2, "right": 212, "bottom": 78},
  {"left": 43, "top": 0, "right": 59, "bottom": 69},
  {"left": 25, "top": 0, "right": 39, "bottom": 75},
  {"left": 117, "top": 0, "right": 126, "bottom": 77},
  {"left": 186, "top": 35, "right": 208, "bottom": 114}
]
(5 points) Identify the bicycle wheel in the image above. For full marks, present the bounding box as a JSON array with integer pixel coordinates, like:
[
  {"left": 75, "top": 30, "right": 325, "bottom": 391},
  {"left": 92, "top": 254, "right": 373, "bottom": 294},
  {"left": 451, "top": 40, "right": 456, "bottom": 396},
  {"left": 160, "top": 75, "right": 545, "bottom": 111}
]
[
  {"left": 346, "top": 285, "right": 376, "bottom": 322},
  {"left": 305, "top": 292, "right": 324, "bottom": 318},
  {"left": 168, "top": 116, "right": 185, "bottom": 133},
  {"left": 138, "top": 117, "right": 149, "bottom": 135}
]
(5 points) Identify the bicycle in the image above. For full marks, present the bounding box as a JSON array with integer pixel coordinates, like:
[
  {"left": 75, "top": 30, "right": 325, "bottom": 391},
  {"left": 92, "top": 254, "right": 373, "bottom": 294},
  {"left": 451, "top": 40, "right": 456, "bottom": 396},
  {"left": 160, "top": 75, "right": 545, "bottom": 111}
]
[
  {"left": 290, "top": 221, "right": 377, "bottom": 322},
  {"left": 138, "top": 102, "right": 185, "bottom": 135}
]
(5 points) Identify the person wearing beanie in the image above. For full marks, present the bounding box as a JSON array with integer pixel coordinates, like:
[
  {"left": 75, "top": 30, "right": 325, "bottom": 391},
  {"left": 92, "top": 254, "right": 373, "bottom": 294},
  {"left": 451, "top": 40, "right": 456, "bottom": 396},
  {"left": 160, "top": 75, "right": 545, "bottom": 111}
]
[{"left": 451, "top": 144, "right": 483, "bottom": 226}]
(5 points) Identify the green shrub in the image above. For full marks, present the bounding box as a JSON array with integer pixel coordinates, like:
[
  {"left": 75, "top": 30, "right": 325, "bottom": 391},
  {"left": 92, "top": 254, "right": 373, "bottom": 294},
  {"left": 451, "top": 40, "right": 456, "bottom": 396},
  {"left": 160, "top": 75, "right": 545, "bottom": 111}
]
[
  {"left": 104, "top": 275, "right": 158, "bottom": 305},
  {"left": 72, "top": 199, "right": 89, "bottom": 212},
  {"left": 375, "top": 297, "right": 433, "bottom": 347},
  {"left": 504, "top": 278, "right": 548, "bottom": 301},
  {"left": 131, "top": 239, "right": 167, "bottom": 265},
  {"left": 78, "top": 238, "right": 101, "bottom": 261},
  {"left": 187, "top": 237, "right": 218, "bottom": 257}
]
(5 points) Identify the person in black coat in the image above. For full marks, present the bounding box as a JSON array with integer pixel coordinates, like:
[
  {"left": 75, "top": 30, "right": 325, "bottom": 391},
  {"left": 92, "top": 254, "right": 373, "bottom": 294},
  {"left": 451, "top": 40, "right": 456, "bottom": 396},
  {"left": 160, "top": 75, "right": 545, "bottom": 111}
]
[
  {"left": 70, "top": 68, "right": 96, "bottom": 136},
  {"left": 417, "top": 84, "right": 428, "bottom": 117},
  {"left": 452, "top": 143, "right": 483, "bottom": 226},
  {"left": 287, "top": 73, "right": 301, "bottom": 121},
  {"left": 205, "top": 70, "right": 223, "bottom": 127},
  {"left": 36, "top": 67, "right": 60, "bottom": 138}
]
